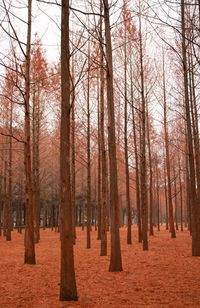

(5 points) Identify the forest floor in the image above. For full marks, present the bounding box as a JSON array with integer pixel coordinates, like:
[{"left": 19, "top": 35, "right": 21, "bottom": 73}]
[{"left": 0, "top": 226, "right": 200, "bottom": 308}]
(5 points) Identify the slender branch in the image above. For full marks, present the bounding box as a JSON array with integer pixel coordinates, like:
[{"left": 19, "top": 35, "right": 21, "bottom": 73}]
[{"left": 0, "top": 132, "right": 24, "bottom": 143}]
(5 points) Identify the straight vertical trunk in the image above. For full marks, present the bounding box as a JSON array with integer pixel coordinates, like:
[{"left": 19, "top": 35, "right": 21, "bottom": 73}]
[
  {"left": 188, "top": 25, "right": 200, "bottom": 193},
  {"left": 7, "top": 96, "right": 13, "bottom": 239},
  {"left": 71, "top": 62, "right": 76, "bottom": 244},
  {"left": 100, "top": 3, "right": 107, "bottom": 256},
  {"left": 103, "top": 0, "right": 122, "bottom": 272},
  {"left": 156, "top": 162, "right": 160, "bottom": 232},
  {"left": 164, "top": 162, "right": 169, "bottom": 230},
  {"left": 139, "top": 11, "right": 148, "bottom": 250},
  {"left": 24, "top": 0, "right": 36, "bottom": 264},
  {"left": 178, "top": 155, "right": 184, "bottom": 231},
  {"left": 146, "top": 108, "right": 154, "bottom": 236},
  {"left": 97, "top": 83, "right": 102, "bottom": 240},
  {"left": 86, "top": 38, "right": 91, "bottom": 249},
  {"left": 3, "top": 159, "right": 9, "bottom": 239},
  {"left": 130, "top": 76, "right": 142, "bottom": 243},
  {"left": 32, "top": 87, "right": 40, "bottom": 243},
  {"left": 123, "top": 0, "right": 132, "bottom": 245},
  {"left": 173, "top": 167, "right": 179, "bottom": 231},
  {"left": 163, "top": 53, "right": 176, "bottom": 239},
  {"left": 185, "top": 136, "right": 191, "bottom": 231},
  {"left": 59, "top": 0, "right": 78, "bottom": 300},
  {"left": 181, "top": 0, "right": 200, "bottom": 255},
  {"left": 100, "top": 65, "right": 107, "bottom": 256}
]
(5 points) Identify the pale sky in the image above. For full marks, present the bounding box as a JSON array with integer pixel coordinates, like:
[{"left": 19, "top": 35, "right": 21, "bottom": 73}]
[
  {"left": 32, "top": 1, "right": 61, "bottom": 62},
  {"left": 0, "top": 1, "right": 61, "bottom": 65}
]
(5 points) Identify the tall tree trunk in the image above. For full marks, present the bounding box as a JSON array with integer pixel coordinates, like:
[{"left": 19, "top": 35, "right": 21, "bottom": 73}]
[
  {"left": 130, "top": 70, "right": 142, "bottom": 243},
  {"left": 146, "top": 108, "right": 154, "bottom": 236},
  {"left": 164, "top": 161, "right": 169, "bottom": 230},
  {"left": 181, "top": 0, "right": 200, "bottom": 255},
  {"left": 139, "top": 11, "right": 148, "bottom": 250},
  {"left": 3, "top": 159, "right": 9, "bottom": 238},
  {"left": 100, "top": 63, "right": 107, "bottom": 256},
  {"left": 156, "top": 160, "right": 160, "bottom": 232},
  {"left": 86, "top": 37, "right": 91, "bottom": 249},
  {"left": 123, "top": 0, "right": 132, "bottom": 245},
  {"left": 188, "top": 21, "right": 200, "bottom": 193},
  {"left": 103, "top": 0, "right": 123, "bottom": 272},
  {"left": 178, "top": 155, "right": 184, "bottom": 231},
  {"left": 173, "top": 167, "right": 179, "bottom": 231},
  {"left": 163, "top": 53, "right": 176, "bottom": 239},
  {"left": 97, "top": 80, "right": 102, "bottom": 241},
  {"left": 32, "top": 86, "right": 40, "bottom": 243},
  {"left": 7, "top": 96, "right": 13, "bottom": 239},
  {"left": 24, "top": 0, "right": 36, "bottom": 264},
  {"left": 71, "top": 57, "right": 76, "bottom": 243},
  {"left": 59, "top": 0, "right": 78, "bottom": 300},
  {"left": 100, "top": 3, "right": 107, "bottom": 256},
  {"left": 71, "top": 89, "right": 76, "bottom": 244},
  {"left": 185, "top": 134, "right": 191, "bottom": 231}
]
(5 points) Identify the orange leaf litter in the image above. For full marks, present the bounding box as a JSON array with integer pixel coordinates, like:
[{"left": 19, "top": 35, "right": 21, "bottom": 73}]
[{"left": 0, "top": 227, "right": 200, "bottom": 308}]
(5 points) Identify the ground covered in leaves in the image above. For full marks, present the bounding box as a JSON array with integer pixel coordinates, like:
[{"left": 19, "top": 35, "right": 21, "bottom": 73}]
[{"left": 0, "top": 226, "right": 200, "bottom": 307}]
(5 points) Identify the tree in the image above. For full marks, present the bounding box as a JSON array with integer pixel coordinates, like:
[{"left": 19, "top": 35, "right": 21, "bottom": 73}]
[
  {"left": 162, "top": 54, "right": 176, "bottom": 239},
  {"left": 24, "top": 0, "right": 36, "bottom": 265},
  {"left": 103, "top": 0, "right": 123, "bottom": 272},
  {"left": 147, "top": 111, "right": 154, "bottom": 236},
  {"left": 100, "top": 0, "right": 107, "bottom": 256},
  {"left": 1, "top": 69, "right": 15, "bottom": 241},
  {"left": 138, "top": 7, "right": 148, "bottom": 251},
  {"left": 31, "top": 41, "right": 49, "bottom": 243},
  {"left": 123, "top": 1, "right": 132, "bottom": 245},
  {"left": 130, "top": 70, "right": 142, "bottom": 243},
  {"left": 181, "top": 0, "right": 200, "bottom": 256},
  {"left": 86, "top": 35, "right": 91, "bottom": 249},
  {"left": 59, "top": 0, "right": 78, "bottom": 301}
]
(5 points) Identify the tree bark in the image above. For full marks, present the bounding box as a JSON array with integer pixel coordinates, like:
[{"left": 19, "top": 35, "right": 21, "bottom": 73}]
[
  {"left": 139, "top": 11, "right": 148, "bottom": 250},
  {"left": 97, "top": 81, "right": 102, "bottom": 240},
  {"left": 130, "top": 68, "right": 142, "bottom": 243},
  {"left": 99, "top": 3, "right": 107, "bottom": 256},
  {"left": 32, "top": 86, "right": 40, "bottom": 243},
  {"left": 7, "top": 95, "right": 13, "bottom": 239},
  {"left": 178, "top": 155, "right": 183, "bottom": 231},
  {"left": 156, "top": 160, "right": 160, "bottom": 232},
  {"left": 173, "top": 167, "right": 179, "bottom": 231},
  {"left": 24, "top": 0, "right": 36, "bottom": 264},
  {"left": 123, "top": 3, "right": 132, "bottom": 245},
  {"left": 86, "top": 37, "right": 91, "bottom": 249},
  {"left": 71, "top": 56, "right": 76, "bottom": 243},
  {"left": 59, "top": 0, "right": 78, "bottom": 300},
  {"left": 164, "top": 161, "right": 169, "bottom": 230},
  {"left": 146, "top": 106, "right": 154, "bottom": 236},
  {"left": 181, "top": 0, "right": 200, "bottom": 255},
  {"left": 103, "top": 0, "right": 123, "bottom": 272},
  {"left": 163, "top": 53, "right": 176, "bottom": 239}
]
